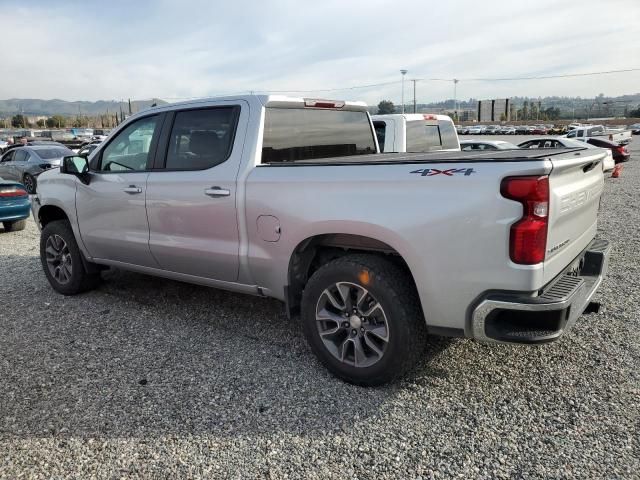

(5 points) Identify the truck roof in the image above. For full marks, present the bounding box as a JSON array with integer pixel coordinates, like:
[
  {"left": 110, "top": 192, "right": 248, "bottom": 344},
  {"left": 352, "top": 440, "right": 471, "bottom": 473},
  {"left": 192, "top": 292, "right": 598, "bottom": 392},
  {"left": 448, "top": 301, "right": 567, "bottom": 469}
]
[{"left": 144, "top": 94, "right": 369, "bottom": 114}]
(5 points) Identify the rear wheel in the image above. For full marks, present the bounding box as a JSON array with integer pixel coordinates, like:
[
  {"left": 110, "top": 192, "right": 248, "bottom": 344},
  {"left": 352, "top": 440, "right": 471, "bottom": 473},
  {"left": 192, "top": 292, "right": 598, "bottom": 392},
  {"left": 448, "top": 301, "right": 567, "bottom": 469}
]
[
  {"left": 2, "top": 219, "right": 27, "bottom": 232},
  {"left": 301, "top": 254, "right": 427, "bottom": 386},
  {"left": 23, "top": 174, "right": 36, "bottom": 194},
  {"left": 40, "top": 220, "right": 101, "bottom": 295}
]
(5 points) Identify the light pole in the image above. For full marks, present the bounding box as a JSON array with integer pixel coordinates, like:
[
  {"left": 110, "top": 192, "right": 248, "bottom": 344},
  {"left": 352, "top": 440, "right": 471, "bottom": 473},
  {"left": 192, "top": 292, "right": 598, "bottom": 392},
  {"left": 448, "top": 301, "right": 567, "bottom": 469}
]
[
  {"left": 410, "top": 79, "right": 420, "bottom": 113},
  {"left": 453, "top": 79, "right": 459, "bottom": 121},
  {"left": 400, "top": 69, "right": 408, "bottom": 114}
]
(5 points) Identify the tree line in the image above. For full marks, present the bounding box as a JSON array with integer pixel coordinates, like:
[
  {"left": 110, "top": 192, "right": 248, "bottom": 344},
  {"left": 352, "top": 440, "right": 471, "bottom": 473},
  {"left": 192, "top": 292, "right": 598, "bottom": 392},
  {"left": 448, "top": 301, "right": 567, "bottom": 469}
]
[{"left": 5, "top": 113, "right": 122, "bottom": 129}]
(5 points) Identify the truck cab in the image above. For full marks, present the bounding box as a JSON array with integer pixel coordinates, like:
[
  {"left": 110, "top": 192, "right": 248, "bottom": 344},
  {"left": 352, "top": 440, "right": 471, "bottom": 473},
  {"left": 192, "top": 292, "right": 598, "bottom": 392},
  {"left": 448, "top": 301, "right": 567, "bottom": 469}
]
[{"left": 371, "top": 114, "right": 460, "bottom": 153}]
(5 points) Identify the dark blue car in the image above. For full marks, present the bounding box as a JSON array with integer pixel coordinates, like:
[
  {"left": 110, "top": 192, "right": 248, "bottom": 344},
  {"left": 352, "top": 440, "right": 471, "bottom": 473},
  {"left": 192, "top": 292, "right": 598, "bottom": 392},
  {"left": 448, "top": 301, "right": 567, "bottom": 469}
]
[{"left": 0, "top": 177, "right": 30, "bottom": 232}]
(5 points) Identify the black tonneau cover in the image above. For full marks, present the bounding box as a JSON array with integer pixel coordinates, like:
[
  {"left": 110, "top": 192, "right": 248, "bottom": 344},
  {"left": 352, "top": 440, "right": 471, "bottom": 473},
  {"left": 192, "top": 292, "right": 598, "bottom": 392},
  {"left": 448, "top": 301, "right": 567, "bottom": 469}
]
[{"left": 263, "top": 147, "right": 590, "bottom": 166}]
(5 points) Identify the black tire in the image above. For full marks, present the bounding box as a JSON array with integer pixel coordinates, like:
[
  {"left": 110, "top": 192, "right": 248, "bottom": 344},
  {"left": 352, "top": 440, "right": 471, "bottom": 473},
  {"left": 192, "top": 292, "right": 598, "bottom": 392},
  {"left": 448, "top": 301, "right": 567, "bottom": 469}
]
[
  {"left": 40, "top": 220, "right": 101, "bottom": 295},
  {"left": 3, "top": 219, "right": 27, "bottom": 232},
  {"left": 23, "top": 174, "right": 36, "bottom": 194},
  {"left": 301, "top": 254, "right": 427, "bottom": 386}
]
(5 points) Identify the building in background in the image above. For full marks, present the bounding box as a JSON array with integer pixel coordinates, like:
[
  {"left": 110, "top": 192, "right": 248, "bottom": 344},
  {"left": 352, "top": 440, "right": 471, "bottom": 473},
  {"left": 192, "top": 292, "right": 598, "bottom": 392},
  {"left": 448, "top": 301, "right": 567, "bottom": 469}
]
[{"left": 477, "top": 99, "right": 510, "bottom": 122}]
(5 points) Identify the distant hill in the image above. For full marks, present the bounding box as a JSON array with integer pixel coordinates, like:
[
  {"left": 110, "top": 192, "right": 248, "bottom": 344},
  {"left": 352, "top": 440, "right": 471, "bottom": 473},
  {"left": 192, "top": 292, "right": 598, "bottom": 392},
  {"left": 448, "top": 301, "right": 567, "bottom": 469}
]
[{"left": 0, "top": 98, "right": 168, "bottom": 116}]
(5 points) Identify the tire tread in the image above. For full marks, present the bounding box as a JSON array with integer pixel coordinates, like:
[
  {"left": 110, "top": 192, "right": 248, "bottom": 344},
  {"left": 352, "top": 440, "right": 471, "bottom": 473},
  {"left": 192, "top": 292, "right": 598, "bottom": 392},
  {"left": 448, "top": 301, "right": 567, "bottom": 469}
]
[
  {"left": 40, "top": 220, "right": 101, "bottom": 295},
  {"left": 301, "top": 253, "right": 427, "bottom": 386}
]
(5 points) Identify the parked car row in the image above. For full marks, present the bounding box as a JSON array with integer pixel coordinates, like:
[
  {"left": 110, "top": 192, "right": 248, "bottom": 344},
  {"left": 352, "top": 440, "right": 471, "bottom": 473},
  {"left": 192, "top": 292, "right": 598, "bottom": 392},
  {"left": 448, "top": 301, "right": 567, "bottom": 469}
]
[
  {"left": 0, "top": 138, "right": 105, "bottom": 194},
  {"left": 456, "top": 124, "right": 566, "bottom": 135},
  {"left": 457, "top": 122, "right": 638, "bottom": 139},
  {"left": 460, "top": 134, "right": 628, "bottom": 168}
]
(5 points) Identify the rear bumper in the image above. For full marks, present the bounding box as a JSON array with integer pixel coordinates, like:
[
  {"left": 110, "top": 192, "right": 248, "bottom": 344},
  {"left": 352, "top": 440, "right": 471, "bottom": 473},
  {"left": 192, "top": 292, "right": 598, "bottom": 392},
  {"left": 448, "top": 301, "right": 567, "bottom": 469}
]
[
  {"left": 471, "top": 238, "right": 611, "bottom": 344},
  {"left": 0, "top": 200, "right": 31, "bottom": 223}
]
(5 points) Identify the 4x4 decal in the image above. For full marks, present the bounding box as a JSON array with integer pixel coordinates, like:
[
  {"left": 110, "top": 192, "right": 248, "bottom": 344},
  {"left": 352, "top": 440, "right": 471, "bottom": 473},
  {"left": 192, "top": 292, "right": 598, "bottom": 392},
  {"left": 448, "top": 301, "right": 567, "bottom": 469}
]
[{"left": 410, "top": 167, "right": 476, "bottom": 177}]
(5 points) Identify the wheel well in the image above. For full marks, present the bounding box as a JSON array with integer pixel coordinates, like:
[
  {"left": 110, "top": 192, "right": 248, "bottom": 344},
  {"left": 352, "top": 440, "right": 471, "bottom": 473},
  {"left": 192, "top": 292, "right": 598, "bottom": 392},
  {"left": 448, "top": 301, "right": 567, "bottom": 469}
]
[
  {"left": 38, "top": 205, "right": 69, "bottom": 228},
  {"left": 286, "top": 234, "right": 417, "bottom": 317}
]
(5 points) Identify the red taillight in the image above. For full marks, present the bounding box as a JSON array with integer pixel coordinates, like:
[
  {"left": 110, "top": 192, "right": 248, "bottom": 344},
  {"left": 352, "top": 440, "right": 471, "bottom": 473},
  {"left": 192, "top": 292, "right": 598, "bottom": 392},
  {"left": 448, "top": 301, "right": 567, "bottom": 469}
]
[
  {"left": 0, "top": 186, "right": 28, "bottom": 198},
  {"left": 615, "top": 146, "right": 626, "bottom": 154},
  {"left": 423, "top": 114, "right": 437, "bottom": 120},
  {"left": 500, "top": 176, "right": 549, "bottom": 265},
  {"left": 304, "top": 99, "right": 345, "bottom": 109}
]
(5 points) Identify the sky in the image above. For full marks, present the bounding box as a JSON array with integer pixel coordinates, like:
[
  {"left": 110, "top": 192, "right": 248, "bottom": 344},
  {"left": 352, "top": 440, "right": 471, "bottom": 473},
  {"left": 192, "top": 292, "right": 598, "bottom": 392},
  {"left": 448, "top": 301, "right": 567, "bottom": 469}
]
[{"left": 1, "top": 0, "right": 639, "bottom": 106}]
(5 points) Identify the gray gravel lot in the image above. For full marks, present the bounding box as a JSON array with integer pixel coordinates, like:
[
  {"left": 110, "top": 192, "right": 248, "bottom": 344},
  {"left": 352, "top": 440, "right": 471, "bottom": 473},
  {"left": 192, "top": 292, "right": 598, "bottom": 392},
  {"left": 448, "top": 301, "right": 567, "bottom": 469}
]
[{"left": 1, "top": 139, "right": 639, "bottom": 479}]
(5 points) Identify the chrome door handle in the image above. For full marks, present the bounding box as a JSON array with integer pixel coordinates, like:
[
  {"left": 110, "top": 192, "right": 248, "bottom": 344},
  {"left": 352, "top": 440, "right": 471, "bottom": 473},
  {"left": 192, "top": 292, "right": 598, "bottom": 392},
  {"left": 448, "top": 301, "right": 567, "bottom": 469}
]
[
  {"left": 204, "top": 187, "right": 230, "bottom": 197},
  {"left": 123, "top": 185, "right": 142, "bottom": 194}
]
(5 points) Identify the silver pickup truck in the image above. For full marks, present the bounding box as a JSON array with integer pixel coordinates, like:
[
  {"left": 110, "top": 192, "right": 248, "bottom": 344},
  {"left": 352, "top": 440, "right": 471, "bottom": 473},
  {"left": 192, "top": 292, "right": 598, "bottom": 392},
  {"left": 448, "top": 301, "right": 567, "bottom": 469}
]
[{"left": 32, "top": 95, "right": 611, "bottom": 385}]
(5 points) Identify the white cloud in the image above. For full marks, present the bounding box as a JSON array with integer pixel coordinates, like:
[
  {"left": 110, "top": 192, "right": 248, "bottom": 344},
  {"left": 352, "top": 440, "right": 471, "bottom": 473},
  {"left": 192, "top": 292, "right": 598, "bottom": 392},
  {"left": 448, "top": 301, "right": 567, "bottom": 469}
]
[{"left": 0, "top": 0, "right": 638, "bottom": 106}]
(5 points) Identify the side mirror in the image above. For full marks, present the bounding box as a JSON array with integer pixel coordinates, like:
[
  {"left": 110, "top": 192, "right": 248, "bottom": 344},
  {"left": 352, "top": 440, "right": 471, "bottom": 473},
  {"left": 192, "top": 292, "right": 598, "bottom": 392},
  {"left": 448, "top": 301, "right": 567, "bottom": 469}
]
[{"left": 61, "top": 155, "right": 91, "bottom": 184}]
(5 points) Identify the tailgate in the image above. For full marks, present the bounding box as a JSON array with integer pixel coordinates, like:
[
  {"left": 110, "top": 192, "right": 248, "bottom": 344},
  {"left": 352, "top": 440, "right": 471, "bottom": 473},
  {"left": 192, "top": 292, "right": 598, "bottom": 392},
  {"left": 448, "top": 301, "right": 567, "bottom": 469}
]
[{"left": 544, "top": 150, "right": 605, "bottom": 283}]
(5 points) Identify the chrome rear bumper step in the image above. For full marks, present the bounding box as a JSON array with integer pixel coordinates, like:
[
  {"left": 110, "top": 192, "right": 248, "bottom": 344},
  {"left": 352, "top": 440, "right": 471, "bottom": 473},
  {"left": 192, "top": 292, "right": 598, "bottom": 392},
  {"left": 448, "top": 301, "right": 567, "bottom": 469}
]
[{"left": 471, "top": 238, "right": 611, "bottom": 344}]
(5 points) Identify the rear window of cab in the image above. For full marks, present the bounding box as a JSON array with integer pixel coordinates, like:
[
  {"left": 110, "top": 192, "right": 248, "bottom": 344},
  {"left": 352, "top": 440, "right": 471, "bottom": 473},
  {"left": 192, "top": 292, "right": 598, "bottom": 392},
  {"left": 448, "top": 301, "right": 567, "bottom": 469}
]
[
  {"left": 405, "top": 120, "right": 459, "bottom": 152},
  {"left": 261, "top": 108, "right": 377, "bottom": 163}
]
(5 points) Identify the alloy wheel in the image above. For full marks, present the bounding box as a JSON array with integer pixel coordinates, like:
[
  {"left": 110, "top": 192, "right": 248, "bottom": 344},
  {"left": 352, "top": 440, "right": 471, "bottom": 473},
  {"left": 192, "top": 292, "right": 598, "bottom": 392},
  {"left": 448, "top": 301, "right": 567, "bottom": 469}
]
[
  {"left": 45, "top": 234, "right": 73, "bottom": 285},
  {"left": 23, "top": 175, "right": 35, "bottom": 194},
  {"left": 315, "top": 281, "right": 390, "bottom": 368}
]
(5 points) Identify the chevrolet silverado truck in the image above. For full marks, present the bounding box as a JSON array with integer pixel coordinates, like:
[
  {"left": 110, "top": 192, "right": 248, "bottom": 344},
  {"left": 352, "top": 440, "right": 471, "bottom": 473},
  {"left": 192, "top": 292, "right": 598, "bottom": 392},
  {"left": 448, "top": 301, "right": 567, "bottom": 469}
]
[{"left": 32, "top": 95, "right": 610, "bottom": 385}]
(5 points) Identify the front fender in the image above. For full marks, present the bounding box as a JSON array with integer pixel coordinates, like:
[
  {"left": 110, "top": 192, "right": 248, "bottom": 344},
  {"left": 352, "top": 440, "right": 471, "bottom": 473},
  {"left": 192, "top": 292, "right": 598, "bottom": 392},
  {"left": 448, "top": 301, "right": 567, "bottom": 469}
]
[{"left": 34, "top": 173, "right": 89, "bottom": 259}]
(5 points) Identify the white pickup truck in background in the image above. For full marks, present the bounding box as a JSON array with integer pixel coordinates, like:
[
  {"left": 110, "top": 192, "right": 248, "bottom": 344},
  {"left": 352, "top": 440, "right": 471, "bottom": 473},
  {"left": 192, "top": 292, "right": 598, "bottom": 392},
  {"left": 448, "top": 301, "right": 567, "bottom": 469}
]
[
  {"left": 565, "top": 125, "right": 632, "bottom": 145},
  {"left": 372, "top": 113, "right": 460, "bottom": 153}
]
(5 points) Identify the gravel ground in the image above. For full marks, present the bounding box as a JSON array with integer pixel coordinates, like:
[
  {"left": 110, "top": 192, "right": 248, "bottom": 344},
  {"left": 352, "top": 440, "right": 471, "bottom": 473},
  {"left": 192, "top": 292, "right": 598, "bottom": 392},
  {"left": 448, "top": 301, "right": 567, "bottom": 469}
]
[{"left": 0, "top": 140, "right": 639, "bottom": 479}]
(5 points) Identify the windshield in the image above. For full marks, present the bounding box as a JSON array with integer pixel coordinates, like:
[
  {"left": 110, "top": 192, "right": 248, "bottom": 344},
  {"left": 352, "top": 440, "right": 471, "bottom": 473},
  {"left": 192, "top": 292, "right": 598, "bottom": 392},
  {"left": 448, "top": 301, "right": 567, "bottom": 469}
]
[
  {"left": 262, "top": 108, "right": 376, "bottom": 163},
  {"left": 35, "top": 148, "right": 72, "bottom": 159}
]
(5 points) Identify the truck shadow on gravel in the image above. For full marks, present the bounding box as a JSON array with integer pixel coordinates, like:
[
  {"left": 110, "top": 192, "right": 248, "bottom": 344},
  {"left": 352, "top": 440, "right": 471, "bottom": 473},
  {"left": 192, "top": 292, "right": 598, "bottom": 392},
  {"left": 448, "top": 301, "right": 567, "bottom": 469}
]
[{"left": 0, "top": 263, "right": 454, "bottom": 440}]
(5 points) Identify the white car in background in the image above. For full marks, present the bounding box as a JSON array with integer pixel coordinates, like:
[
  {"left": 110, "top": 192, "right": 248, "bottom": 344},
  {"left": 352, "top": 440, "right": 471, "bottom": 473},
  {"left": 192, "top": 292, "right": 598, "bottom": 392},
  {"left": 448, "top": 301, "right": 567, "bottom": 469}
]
[
  {"left": 518, "top": 137, "right": 615, "bottom": 172},
  {"left": 460, "top": 139, "right": 519, "bottom": 151},
  {"left": 467, "top": 125, "right": 483, "bottom": 135}
]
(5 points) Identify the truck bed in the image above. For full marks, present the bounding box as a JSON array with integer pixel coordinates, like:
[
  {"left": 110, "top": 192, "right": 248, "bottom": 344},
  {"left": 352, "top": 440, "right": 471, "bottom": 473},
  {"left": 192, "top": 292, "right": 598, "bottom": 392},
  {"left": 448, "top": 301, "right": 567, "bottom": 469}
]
[{"left": 269, "top": 147, "right": 588, "bottom": 165}]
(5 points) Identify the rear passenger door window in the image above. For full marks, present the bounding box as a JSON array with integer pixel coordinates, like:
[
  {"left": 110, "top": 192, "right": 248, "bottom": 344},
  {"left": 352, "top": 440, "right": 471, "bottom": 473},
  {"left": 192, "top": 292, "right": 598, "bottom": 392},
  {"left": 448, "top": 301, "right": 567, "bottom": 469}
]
[
  {"left": 164, "top": 107, "right": 239, "bottom": 170},
  {"left": 14, "top": 150, "right": 28, "bottom": 162}
]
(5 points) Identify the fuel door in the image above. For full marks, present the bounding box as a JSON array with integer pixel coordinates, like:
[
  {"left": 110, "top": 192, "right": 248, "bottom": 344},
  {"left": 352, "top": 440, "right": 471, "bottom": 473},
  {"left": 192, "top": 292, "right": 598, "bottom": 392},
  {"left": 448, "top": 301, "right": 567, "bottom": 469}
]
[{"left": 257, "top": 215, "right": 281, "bottom": 242}]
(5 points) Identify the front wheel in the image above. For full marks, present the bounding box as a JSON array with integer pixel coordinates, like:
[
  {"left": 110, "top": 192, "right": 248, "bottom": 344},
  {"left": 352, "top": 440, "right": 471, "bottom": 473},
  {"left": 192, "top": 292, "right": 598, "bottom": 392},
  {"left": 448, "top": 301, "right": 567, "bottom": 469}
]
[
  {"left": 301, "top": 254, "right": 427, "bottom": 386},
  {"left": 40, "top": 220, "right": 101, "bottom": 295}
]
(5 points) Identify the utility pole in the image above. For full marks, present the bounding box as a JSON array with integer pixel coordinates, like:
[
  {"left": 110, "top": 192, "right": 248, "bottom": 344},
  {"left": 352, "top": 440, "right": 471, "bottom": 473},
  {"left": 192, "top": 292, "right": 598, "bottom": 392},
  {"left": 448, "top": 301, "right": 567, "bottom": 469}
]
[
  {"left": 400, "top": 69, "right": 408, "bottom": 114},
  {"left": 410, "top": 79, "right": 419, "bottom": 113}
]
